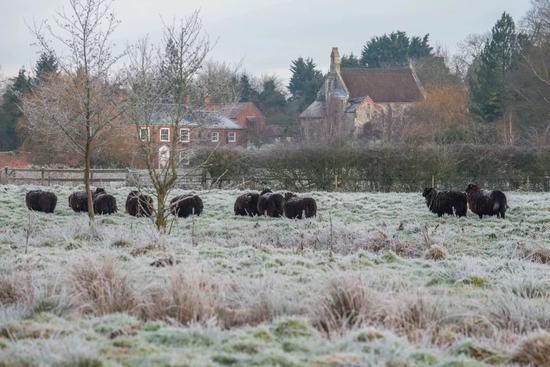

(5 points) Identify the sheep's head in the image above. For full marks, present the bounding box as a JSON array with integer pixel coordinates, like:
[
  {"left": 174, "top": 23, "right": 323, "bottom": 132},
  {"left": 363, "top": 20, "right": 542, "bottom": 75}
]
[
  {"left": 260, "top": 188, "right": 272, "bottom": 196},
  {"left": 94, "top": 188, "right": 107, "bottom": 195},
  {"left": 422, "top": 188, "right": 435, "bottom": 198},
  {"left": 284, "top": 192, "right": 297, "bottom": 201},
  {"left": 465, "top": 184, "right": 480, "bottom": 194}
]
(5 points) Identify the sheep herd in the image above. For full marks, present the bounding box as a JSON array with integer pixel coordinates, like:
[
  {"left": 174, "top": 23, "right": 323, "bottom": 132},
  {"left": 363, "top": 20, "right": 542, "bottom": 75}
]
[
  {"left": 423, "top": 184, "right": 508, "bottom": 219},
  {"left": 22, "top": 187, "right": 317, "bottom": 219},
  {"left": 23, "top": 183, "right": 507, "bottom": 220}
]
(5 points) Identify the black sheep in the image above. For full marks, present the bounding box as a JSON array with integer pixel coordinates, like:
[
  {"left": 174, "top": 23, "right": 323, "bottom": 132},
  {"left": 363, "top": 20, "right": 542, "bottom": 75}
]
[
  {"left": 257, "top": 189, "right": 284, "bottom": 218},
  {"left": 283, "top": 192, "right": 317, "bottom": 219},
  {"left": 422, "top": 188, "right": 467, "bottom": 217},
  {"left": 170, "top": 195, "right": 203, "bottom": 218},
  {"left": 69, "top": 188, "right": 105, "bottom": 213},
  {"left": 25, "top": 190, "right": 57, "bottom": 213},
  {"left": 465, "top": 184, "right": 508, "bottom": 219},
  {"left": 234, "top": 192, "right": 260, "bottom": 216},
  {"left": 126, "top": 191, "right": 154, "bottom": 217},
  {"left": 93, "top": 192, "right": 118, "bottom": 215}
]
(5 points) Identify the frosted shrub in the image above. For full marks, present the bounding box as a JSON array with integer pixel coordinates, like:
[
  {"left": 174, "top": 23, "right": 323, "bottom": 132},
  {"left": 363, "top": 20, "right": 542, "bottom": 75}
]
[
  {"left": 142, "top": 266, "right": 219, "bottom": 326},
  {"left": 69, "top": 258, "right": 136, "bottom": 315},
  {"left": 512, "top": 331, "right": 550, "bottom": 366}
]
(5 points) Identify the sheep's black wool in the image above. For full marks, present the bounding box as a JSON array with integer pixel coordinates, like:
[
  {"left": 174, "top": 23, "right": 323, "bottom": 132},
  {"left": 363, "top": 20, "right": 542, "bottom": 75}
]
[
  {"left": 422, "top": 188, "right": 467, "bottom": 217},
  {"left": 170, "top": 195, "right": 203, "bottom": 218},
  {"left": 234, "top": 192, "right": 260, "bottom": 216},
  {"left": 69, "top": 188, "right": 105, "bottom": 213},
  {"left": 25, "top": 190, "right": 57, "bottom": 213},
  {"left": 257, "top": 189, "right": 284, "bottom": 217},
  {"left": 283, "top": 192, "right": 317, "bottom": 219},
  {"left": 465, "top": 184, "right": 508, "bottom": 219},
  {"left": 93, "top": 191, "right": 118, "bottom": 215},
  {"left": 126, "top": 191, "right": 154, "bottom": 217}
]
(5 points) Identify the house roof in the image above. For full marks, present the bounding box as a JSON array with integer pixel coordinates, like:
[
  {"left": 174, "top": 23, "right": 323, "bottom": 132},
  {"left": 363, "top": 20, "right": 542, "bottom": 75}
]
[
  {"left": 299, "top": 101, "right": 325, "bottom": 119},
  {"left": 340, "top": 67, "right": 424, "bottom": 103},
  {"left": 204, "top": 102, "right": 257, "bottom": 119},
  {"left": 145, "top": 104, "right": 244, "bottom": 129}
]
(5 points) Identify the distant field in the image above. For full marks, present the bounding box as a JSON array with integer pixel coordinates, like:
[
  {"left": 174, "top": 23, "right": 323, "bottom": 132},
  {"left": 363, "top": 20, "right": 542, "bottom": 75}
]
[{"left": 0, "top": 185, "right": 549, "bottom": 366}]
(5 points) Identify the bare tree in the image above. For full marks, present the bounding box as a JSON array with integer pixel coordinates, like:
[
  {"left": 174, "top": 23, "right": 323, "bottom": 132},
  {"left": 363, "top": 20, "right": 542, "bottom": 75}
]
[
  {"left": 125, "top": 12, "right": 211, "bottom": 232},
  {"left": 21, "top": 0, "right": 125, "bottom": 224},
  {"left": 451, "top": 33, "right": 489, "bottom": 80},
  {"left": 193, "top": 61, "right": 242, "bottom": 105}
]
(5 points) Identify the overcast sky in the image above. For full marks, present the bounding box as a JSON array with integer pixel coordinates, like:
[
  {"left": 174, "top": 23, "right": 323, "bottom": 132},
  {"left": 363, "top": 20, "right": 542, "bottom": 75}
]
[{"left": 0, "top": 0, "right": 532, "bottom": 83}]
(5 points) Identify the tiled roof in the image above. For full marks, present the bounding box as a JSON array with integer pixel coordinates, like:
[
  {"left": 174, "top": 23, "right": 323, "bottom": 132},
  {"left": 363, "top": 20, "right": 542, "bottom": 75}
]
[
  {"left": 299, "top": 101, "right": 325, "bottom": 119},
  {"left": 203, "top": 102, "right": 255, "bottom": 119},
  {"left": 340, "top": 67, "right": 424, "bottom": 103}
]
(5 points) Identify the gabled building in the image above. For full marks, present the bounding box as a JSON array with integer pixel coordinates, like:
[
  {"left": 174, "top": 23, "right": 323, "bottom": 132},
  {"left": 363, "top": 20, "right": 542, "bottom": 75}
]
[
  {"left": 300, "top": 47, "right": 426, "bottom": 141},
  {"left": 203, "top": 99, "right": 267, "bottom": 137}
]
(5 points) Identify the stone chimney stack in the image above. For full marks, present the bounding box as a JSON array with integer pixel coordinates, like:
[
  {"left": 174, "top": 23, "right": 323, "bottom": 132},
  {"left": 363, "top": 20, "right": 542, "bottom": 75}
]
[{"left": 330, "top": 47, "right": 341, "bottom": 74}]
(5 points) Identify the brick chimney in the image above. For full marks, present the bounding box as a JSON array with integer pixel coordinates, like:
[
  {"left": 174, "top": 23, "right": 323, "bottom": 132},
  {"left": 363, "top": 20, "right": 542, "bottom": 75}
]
[
  {"left": 330, "top": 47, "right": 341, "bottom": 74},
  {"left": 204, "top": 95, "right": 212, "bottom": 106}
]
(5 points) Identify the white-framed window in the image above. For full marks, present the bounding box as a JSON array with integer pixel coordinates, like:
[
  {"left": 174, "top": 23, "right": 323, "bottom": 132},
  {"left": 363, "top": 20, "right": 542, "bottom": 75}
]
[
  {"left": 180, "top": 128, "right": 190, "bottom": 143},
  {"left": 160, "top": 128, "right": 170, "bottom": 142},
  {"left": 211, "top": 131, "right": 220, "bottom": 143},
  {"left": 228, "top": 131, "right": 237, "bottom": 143},
  {"left": 139, "top": 127, "right": 150, "bottom": 142}
]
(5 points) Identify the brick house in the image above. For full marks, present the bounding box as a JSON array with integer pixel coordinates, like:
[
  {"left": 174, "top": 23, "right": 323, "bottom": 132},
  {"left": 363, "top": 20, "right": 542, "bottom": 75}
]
[
  {"left": 300, "top": 47, "right": 426, "bottom": 141},
  {"left": 137, "top": 105, "right": 246, "bottom": 167},
  {"left": 203, "top": 99, "right": 267, "bottom": 137}
]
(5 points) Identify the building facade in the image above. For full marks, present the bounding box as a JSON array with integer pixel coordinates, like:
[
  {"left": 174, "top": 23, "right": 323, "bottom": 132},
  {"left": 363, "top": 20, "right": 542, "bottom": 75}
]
[{"left": 300, "top": 48, "right": 426, "bottom": 142}]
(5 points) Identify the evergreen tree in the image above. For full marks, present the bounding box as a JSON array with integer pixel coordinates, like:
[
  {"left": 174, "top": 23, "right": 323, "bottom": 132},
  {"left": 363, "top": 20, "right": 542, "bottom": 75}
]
[
  {"left": 288, "top": 57, "right": 324, "bottom": 111},
  {"left": 257, "top": 77, "right": 287, "bottom": 112},
  {"left": 34, "top": 51, "right": 59, "bottom": 85},
  {"left": 360, "top": 31, "right": 433, "bottom": 68},
  {"left": 0, "top": 68, "right": 31, "bottom": 150},
  {"left": 469, "top": 12, "right": 518, "bottom": 122},
  {"left": 341, "top": 53, "right": 361, "bottom": 67},
  {"left": 238, "top": 74, "right": 259, "bottom": 103}
]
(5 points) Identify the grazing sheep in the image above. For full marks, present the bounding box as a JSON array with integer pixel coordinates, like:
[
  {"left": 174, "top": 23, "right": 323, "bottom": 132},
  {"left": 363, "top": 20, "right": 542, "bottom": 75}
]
[
  {"left": 69, "top": 188, "right": 105, "bottom": 213},
  {"left": 422, "top": 188, "right": 467, "bottom": 217},
  {"left": 93, "top": 191, "right": 118, "bottom": 215},
  {"left": 25, "top": 190, "right": 57, "bottom": 213},
  {"left": 283, "top": 192, "right": 317, "bottom": 219},
  {"left": 465, "top": 183, "right": 508, "bottom": 219},
  {"left": 234, "top": 192, "right": 260, "bottom": 216},
  {"left": 170, "top": 195, "right": 203, "bottom": 218},
  {"left": 257, "top": 189, "right": 284, "bottom": 218},
  {"left": 126, "top": 191, "right": 154, "bottom": 217}
]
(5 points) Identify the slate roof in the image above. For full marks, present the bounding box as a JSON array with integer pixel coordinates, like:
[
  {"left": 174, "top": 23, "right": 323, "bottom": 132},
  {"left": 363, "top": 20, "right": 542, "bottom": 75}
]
[
  {"left": 299, "top": 101, "right": 325, "bottom": 119},
  {"left": 144, "top": 104, "right": 244, "bottom": 129},
  {"left": 340, "top": 67, "right": 424, "bottom": 103}
]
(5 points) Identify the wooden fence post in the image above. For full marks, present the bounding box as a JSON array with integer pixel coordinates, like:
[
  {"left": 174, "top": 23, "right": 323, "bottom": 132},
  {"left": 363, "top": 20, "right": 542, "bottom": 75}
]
[{"left": 41, "top": 167, "right": 45, "bottom": 186}]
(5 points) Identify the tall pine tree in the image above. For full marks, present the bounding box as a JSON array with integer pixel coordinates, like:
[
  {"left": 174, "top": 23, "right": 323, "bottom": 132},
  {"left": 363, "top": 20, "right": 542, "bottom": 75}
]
[
  {"left": 0, "top": 68, "right": 31, "bottom": 150},
  {"left": 469, "top": 12, "right": 518, "bottom": 122},
  {"left": 238, "top": 74, "right": 259, "bottom": 103},
  {"left": 34, "top": 51, "right": 59, "bottom": 85},
  {"left": 288, "top": 57, "right": 323, "bottom": 111},
  {"left": 360, "top": 31, "right": 433, "bottom": 68}
]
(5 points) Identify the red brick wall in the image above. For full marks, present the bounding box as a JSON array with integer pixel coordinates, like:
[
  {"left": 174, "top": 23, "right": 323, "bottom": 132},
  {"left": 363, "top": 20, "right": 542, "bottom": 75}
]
[{"left": 232, "top": 103, "right": 267, "bottom": 134}]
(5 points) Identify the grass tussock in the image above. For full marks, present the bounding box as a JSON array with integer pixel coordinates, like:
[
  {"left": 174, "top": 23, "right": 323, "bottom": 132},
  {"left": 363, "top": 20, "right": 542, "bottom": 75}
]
[
  {"left": 512, "top": 331, "right": 550, "bottom": 366},
  {"left": 69, "top": 258, "right": 136, "bottom": 315},
  {"left": 141, "top": 267, "right": 219, "bottom": 326},
  {"left": 424, "top": 245, "right": 447, "bottom": 261},
  {"left": 0, "top": 274, "right": 30, "bottom": 305},
  {"left": 314, "top": 275, "right": 371, "bottom": 335},
  {"left": 517, "top": 242, "right": 550, "bottom": 264}
]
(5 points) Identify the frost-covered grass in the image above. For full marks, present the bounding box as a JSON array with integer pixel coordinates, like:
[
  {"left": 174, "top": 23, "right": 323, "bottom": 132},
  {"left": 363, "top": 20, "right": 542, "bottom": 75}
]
[{"left": 0, "top": 185, "right": 549, "bottom": 366}]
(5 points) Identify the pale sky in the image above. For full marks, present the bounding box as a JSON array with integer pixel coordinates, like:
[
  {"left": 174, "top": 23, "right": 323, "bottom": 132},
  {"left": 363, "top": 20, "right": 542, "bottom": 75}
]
[{"left": 0, "top": 0, "right": 533, "bottom": 83}]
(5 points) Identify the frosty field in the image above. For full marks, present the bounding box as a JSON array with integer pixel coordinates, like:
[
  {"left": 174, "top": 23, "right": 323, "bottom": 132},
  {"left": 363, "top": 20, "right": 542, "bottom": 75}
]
[{"left": 1, "top": 185, "right": 550, "bottom": 366}]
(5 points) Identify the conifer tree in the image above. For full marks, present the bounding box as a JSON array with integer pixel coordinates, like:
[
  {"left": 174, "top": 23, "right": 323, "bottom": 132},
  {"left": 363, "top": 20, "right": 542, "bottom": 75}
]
[{"left": 0, "top": 68, "right": 31, "bottom": 150}]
